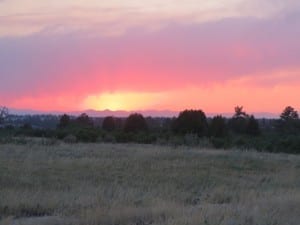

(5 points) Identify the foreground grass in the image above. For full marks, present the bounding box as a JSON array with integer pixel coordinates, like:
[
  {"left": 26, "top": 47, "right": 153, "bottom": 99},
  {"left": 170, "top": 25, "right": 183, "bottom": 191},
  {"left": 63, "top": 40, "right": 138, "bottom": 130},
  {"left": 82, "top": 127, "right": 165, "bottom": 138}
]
[{"left": 0, "top": 143, "right": 299, "bottom": 225}]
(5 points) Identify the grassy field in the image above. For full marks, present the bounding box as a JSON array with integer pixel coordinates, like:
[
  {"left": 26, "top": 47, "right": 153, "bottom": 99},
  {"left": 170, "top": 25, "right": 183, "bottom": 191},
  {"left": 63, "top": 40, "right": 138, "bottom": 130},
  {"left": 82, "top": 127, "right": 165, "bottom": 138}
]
[{"left": 0, "top": 143, "right": 299, "bottom": 225}]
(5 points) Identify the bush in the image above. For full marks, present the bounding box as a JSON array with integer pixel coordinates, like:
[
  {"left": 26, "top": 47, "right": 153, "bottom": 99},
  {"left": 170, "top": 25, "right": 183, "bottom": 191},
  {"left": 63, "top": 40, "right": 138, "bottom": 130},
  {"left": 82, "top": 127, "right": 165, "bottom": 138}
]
[
  {"left": 168, "top": 136, "right": 185, "bottom": 147},
  {"left": 184, "top": 133, "right": 200, "bottom": 146},
  {"left": 63, "top": 134, "right": 77, "bottom": 143},
  {"left": 115, "top": 132, "right": 133, "bottom": 143},
  {"left": 211, "top": 137, "right": 231, "bottom": 149},
  {"left": 55, "top": 130, "right": 69, "bottom": 139},
  {"left": 103, "top": 133, "right": 116, "bottom": 143},
  {"left": 274, "top": 135, "right": 300, "bottom": 154},
  {"left": 76, "top": 129, "right": 99, "bottom": 142},
  {"left": 134, "top": 132, "right": 157, "bottom": 144}
]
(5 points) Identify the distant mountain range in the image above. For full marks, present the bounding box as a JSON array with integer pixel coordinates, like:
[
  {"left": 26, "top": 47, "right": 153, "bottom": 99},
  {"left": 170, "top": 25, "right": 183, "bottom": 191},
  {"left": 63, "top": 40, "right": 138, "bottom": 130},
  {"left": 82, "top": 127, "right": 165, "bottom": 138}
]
[
  {"left": 10, "top": 109, "right": 179, "bottom": 117},
  {"left": 9, "top": 108, "right": 279, "bottom": 118}
]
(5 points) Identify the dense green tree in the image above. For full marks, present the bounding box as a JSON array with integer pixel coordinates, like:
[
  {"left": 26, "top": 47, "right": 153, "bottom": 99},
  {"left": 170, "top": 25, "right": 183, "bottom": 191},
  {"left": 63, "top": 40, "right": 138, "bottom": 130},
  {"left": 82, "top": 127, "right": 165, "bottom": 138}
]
[
  {"left": 102, "top": 116, "right": 116, "bottom": 131},
  {"left": 124, "top": 113, "right": 148, "bottom": 133},
  {"left": 172, "top": 110, "right": 208, "bottom": 136},
  {"left": 209, "top": 115, "right": 227, "bottom": 137}
]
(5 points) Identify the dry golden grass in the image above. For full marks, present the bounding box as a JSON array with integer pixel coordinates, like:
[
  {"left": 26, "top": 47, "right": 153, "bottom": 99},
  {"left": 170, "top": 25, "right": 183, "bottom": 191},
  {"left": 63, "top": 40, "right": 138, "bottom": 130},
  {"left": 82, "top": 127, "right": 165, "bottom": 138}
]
[{"left": 0, "top": 143, "right": 299, "bottom": 225}]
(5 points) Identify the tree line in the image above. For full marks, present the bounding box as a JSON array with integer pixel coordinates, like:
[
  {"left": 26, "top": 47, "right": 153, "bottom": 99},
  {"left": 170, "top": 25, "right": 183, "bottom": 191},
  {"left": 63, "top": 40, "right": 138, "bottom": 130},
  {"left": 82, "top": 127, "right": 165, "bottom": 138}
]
[
  {"left": 1, "top": 105, "right": 300, "bottom": 154},
  {"left": 57, "top": 105, "right": 299, "bottom": 136}
]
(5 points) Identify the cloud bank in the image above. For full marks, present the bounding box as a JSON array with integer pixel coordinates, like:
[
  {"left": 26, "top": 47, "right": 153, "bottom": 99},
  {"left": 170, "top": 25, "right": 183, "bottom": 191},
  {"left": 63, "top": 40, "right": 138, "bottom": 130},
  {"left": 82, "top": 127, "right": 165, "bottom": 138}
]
[{"left": 0, "top": 0, "right": 299, "bottom": 112}]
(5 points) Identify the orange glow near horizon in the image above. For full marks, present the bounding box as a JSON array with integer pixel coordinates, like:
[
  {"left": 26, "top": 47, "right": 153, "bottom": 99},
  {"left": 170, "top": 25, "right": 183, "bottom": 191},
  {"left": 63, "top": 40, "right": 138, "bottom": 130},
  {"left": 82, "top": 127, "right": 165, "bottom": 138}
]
[
  {"left": 78, "top": 68, "right": 300, "bottom": 114},
  {"left": 81, "top": 81, "right": 300, "bottom": 115},
  {"left": 82, "top": 92, "right": 165, "bottom": 111},
  {"left": 4, "top": 67, "right": 300, "bottom": 114},
  {"left": 1, "top": 1, "right": 300, "bottom": 115}
]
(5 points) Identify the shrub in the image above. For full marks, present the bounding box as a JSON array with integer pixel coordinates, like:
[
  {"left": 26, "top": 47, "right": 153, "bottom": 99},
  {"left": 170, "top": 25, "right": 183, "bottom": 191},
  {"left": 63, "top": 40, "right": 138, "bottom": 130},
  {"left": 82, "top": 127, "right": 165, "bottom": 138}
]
[
  {"left": 76, "top": 129, "right": 98, "bottom": 142},
  {"left": 63, "top": 134, "right": 77, "bottom": 143},
  {"left": 184, "top": 133, "right": 200, "bottom": 146},
  {"left": 275, "top": 135, "right": 300, "bottom": 154},
  {"left": 168, "top": 136, "right": 184, "bottom": 147},
  {"left": 134, "top": 132, "right": 157, "bottom": 144},
  {"left": 103, "top": 133, "right": 117, "bottom": 143},
  {"left": 55, "top": 130, "right": 69, "bottom": 139},
  {"left": 115, "top": 132, "right": 135, "bottom": 143},
  {"left": 211, "top": 137, "right": 230, "bottom": 149}
]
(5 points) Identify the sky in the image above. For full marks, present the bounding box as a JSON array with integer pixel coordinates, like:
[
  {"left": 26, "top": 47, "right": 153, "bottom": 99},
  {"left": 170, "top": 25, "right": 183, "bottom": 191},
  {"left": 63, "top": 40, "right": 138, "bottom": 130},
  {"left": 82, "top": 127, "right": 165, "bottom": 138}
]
[{"left": 0, "top": 0, "right": 300, "bottom": 115}]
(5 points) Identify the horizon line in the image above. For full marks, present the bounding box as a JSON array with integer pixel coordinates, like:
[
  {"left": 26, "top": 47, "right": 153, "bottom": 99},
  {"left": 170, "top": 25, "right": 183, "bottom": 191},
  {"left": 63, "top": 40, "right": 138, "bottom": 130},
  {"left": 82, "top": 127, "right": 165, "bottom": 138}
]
[{"left": 7, "top": 108, "right": 281, "bottom": 118}]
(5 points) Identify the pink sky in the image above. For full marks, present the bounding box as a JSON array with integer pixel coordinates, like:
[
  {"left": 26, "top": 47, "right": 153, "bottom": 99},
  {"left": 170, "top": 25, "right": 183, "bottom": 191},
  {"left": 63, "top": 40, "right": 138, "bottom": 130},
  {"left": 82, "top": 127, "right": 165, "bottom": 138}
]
[{"left": 0, "top": 0, "right": 300, "bottom": 115}]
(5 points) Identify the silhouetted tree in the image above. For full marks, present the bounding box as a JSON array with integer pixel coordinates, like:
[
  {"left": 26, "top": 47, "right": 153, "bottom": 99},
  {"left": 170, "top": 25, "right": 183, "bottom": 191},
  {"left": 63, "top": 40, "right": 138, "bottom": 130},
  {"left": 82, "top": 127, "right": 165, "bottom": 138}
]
[
  {"left": 280, "top": 106, "right": 299, "bottom": 121},
  {"left": 229, "top": 106, "right": 249, "bottom": 134},
  {"left": 124, "top": 113, "right": 148, "bottom": 133},
  {"left": 233, "top": 106, "right": 248, "bottom": 118},
  {"left": 76, "top": 113, "right": 93, "bottom": 127},
  {"left": 0, "top": 106, "right": 9, "bottom": 125},
  {"left": 278, "top": 106, "right": 300, "bottom": 133},
  {"left": 246, "top": 115, "right": 260, "bottom": 136},
  {"left": 102, "top": 116, "right": 116, "bottom": 132},
  {"left": 58, "top": 114, "right": 71, "bottom": 128},
  {"left": 209, "top": 115, "right": 227, "bottom": 137},
  {"left": 172, "top": 110, "right": 208, "bottom": 136}
]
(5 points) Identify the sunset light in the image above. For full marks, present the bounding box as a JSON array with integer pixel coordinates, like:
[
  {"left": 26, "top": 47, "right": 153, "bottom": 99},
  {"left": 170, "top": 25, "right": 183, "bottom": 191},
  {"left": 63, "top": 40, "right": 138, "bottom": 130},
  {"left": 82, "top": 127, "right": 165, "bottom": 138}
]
[
  {"left": 1, "top": 0, "right": 300, "bottom": 115},
  {"left": 1, "top": 2, "right": 300, "bottom": 223},
  {"left": 83, "top": 92, "right": 164, "bottom": 111}
]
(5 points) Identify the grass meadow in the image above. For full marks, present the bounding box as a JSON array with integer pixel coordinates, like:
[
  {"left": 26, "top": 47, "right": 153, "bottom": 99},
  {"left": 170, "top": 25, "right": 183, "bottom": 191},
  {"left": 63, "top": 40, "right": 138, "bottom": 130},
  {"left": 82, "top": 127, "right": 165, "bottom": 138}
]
[{"left": 0, "top": 142, "right": 299, "bottom": 225}]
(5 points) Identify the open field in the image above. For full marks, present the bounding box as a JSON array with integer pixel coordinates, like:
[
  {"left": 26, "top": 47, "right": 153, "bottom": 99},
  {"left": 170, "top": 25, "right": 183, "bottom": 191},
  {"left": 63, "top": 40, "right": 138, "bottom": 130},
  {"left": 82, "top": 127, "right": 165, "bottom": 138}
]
[{"left": 0, "top": 143, "right": 299, "bottom": 225}]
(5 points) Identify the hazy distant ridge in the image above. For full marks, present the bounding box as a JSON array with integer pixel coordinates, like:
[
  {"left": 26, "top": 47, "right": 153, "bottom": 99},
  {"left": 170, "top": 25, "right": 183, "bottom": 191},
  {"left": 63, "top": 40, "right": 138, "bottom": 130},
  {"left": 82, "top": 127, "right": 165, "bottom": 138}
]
[{"left": 9, "top": 108, "right": 278, "bottom": 118}]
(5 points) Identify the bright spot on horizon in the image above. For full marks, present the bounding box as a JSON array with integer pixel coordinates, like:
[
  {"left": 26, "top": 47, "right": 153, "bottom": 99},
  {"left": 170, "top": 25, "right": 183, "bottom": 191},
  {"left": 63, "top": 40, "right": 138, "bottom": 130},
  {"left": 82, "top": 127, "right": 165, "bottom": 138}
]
[{"left": 83, "top": 92, "right": 164, "bottom": 111}]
